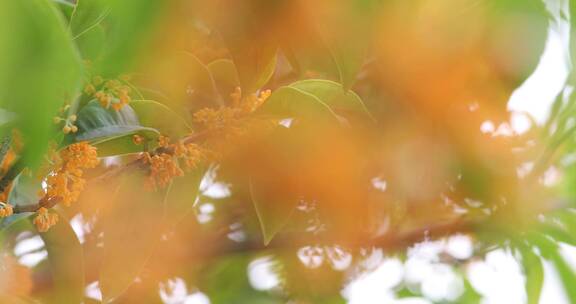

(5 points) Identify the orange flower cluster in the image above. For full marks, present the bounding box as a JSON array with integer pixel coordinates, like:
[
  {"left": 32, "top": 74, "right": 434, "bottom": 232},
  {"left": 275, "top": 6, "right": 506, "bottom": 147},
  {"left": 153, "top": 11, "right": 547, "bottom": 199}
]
[
  {"left": 193, "top": 88, "right": 272, "bottom": 131},
  {"left": 142, "top": 136, "right": 205, "bottom": 189},
  {"left": 240, "top": 89, "right": 271, "bottom": 114},
  {"left": 0, "top": 203, "right": 13, "bottom": 218},
  {"left": 33, "top": 207, "right": 59, "bottom": 232},
  {"left": 85, "top": 76, "right": 132, "bottom": 111},
  {"left": 42, "top": 142, "right": 99, "bottom": 206},
  {"left": 173, "top": 142, "right": 205, "bottom": 170},
  {"left": 144, "top": 153, "right": 183, "bottom": 189}
]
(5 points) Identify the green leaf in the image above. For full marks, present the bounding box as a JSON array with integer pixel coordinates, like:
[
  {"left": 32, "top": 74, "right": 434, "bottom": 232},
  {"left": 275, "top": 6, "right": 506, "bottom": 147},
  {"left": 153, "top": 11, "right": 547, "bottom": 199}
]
[
  {"left": 130, "top": 100, "right": 192, "bottom": 138},
  {"left": 8, "top": 173, "right": 43, "bottom": 209},
  {"left": 519, "top": 246, "right": 544, "bottom": 304},
  {"left": 163, "top": 168, "right": 205, "bottom": 226},
  {"left": 0, "top": 0, "right": 83, "bottom": 169},
  {"left": 249, "top": 177, "right": 297, "bottom": 246},
  {"left": 552, "top": 252, "right": 576, "bottom": 303},
  {"left": 323, "top": 1, "right": 378, "bottom": 90},
  {"left": 70, "top": 0, "right": 166, "bottom": 75},
  {"left": 39, "top": 211, "right": 85, "bottom": 304},
  {"left": 207, "top": 59, "right": 240, "bottom": 95},
  {"left": 73, "top": 100, "right": 158, "bottom": 155},
  {"left": 261, "top": 79, "right": 373, "bottom": 123},
  {"left": 100, "top": 172, "right": 168, "bottom": 302},
  {"left": 98, "top": 0, "right": 166, "bottom": 76},
  {"left": 225, "top": 39, "right": 277, "bottom": 93},
  {"left": 260, "top": 86, "right": 340, "bottom": 122},
  {"left": 289, "top": 79, "right": 373, "bottom": 120}
]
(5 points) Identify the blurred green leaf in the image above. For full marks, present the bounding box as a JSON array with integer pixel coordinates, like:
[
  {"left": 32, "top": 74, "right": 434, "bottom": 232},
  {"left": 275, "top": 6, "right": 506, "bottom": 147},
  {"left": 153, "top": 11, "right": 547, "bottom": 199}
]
[
  {"left": 552, "top": 252, "right": 576, "bottom": 303},
  {"left": 8, "top": 173, "right": 43, "bottom": 209},
  {"left": 261, "top": 79, "right": 372, "bottom": 123},
  {"left": 249, "top": 177, "right": 297, "bottom": 246},
  {"left": 225, "top": 39, "right": 277, "bottom": 93},
  {"left": 98, "top": 0, "right": 166, "bottom": 76},
  {"left": 202, "top": 254, "right": 283, "bottom": 304},
  {"left": 289, "top": 79, "right": 373, "bottom": 120},
  {"left": 100, "top": 172, "right": 168, "bottom": 302},
  {"left": 0, "top": 0, "right": 83, "bottom": 169},
  {"left": 130, "top": 100, "right": 192, "bottom": 138},
  {"left": 163, "top": 167, "right": 205, "bottom": 226},
  {"left": 71, "top": 0, "right": 166, "bottom": 75},
  {"left": 519, "top": 246, "right": 544, "bottom": 304},
  {"left": 207, "top": 59, "right": 241, "bottom": 96},
  {"left": 39, "top": 211, "right": 85, "bottom": 304}
]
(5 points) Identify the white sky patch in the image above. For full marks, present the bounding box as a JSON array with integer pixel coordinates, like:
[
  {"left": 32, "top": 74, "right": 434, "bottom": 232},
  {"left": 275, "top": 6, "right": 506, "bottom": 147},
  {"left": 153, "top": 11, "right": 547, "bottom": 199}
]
[
  {"left": 14, "top": 235, "right": 47, "bottom": 267},
  {"left": 467, "top": 249, "right": 525, "bottom": 304},
  {"left": 85, "top": 281, "right": 103, "bottom": 301},
  {"left": 159, "top": 277, "right": 211, "bottom": 304},
  {"left": 343, "top": 258, "right": 404, "bottom": 304},
  {"left": 248, "top": 256, "right": 280, "bottom": 291}
]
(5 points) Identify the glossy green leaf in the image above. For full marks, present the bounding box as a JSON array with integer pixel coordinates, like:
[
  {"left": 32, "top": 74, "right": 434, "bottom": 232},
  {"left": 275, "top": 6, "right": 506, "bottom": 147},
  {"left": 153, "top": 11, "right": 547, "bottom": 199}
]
[
  {"left": 100, "top": 172, "right": 168, "bottom": 302},
  {"left": 130, "top": 100, "right": 192, "bottom": 138},
  {"left": 0, "top": 0, "right": 83, "bottom": 169},
  {"left": 74, "top": 100, "right": 158, "bottom": 147},
  {"left": 39, "top": 211, "right": 85, "bottom": 304}
]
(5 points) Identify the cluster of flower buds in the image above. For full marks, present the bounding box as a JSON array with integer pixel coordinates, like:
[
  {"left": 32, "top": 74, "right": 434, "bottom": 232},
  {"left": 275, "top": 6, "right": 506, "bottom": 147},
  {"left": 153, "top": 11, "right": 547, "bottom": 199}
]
[
  {"left": 41, "top": 142, "right": 99, "bottom": 208},
  {"left": 0, "top": 203, "right": 13, "bottom": 218},
  {"left": 85, "top": 76, "right": 132, "bottom": 111},
  {"left": 141, "top": 136, "right": 205, "bottom": 190},
  {"left": 33, "top": 207, "right": 59, "bottom": 232},
  {"left": 53, "top": 105, "right": 78, "bottom": 134}
]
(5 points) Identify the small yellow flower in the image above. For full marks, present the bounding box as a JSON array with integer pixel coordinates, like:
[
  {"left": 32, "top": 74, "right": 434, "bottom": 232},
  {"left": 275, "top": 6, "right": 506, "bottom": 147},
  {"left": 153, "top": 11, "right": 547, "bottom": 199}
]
[
  {"left": 158, "top": 135, "right": 171, "bottom": 148},
  {"left": 145, "top": 153, "right": 183, "bottom": 189},
  {"left": 84, "top": 84, "right": 96, "bottom": 95},
  {"left": 33, "top": 207, "right": 58, "bottom": 232},
  {"left": 41, "top": 142, "right": 99, "bottom": 206},
  {"left": 132, "top": 134, "right": 144, "bottom": 145},
  {"left": 0, "top": 203, "right": 13, "bottom": 218}
]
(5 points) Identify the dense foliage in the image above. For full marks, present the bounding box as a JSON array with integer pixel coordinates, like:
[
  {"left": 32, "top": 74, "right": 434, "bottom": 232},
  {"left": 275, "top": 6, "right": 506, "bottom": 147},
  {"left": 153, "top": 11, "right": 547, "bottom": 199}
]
[{"left": 0, "top": 0, "right": 576, "bottom": 303}]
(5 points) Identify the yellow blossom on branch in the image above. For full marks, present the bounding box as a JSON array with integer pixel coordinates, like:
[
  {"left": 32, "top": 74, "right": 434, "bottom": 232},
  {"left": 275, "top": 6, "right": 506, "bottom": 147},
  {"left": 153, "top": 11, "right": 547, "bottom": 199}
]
[
  {"left": 144, "top": 153, "right": 184, "bottom": 189},
  {"left": 0, "top": 203, "right": 13, "bottom": 218},
  {"left": 42, "top": 142, "right": 99, "bottom": 207},
  {"left": 86, "top": 77, "right": 132, "bottom": 111},
  {"left": 33, "top": 207, "right": 58, "bottom": 233}
]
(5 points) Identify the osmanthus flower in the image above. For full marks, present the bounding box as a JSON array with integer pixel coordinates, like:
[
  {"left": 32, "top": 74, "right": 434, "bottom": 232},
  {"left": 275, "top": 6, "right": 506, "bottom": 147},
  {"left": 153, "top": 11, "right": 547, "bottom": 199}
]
[
  {"left": 0, "top": 203, "right": 13, "bottom": 218},
  {"left": 143, "top": 152, "right": 184, "bottom": 189},
  {"left": 53, "top": 104, "right": 78, "bottom": 134},
  {"left": 141, "top": 136, "right": 207, "bottom": 189},
  {"left": 85, "top": 76, "right": 132, "bottom": 111},
  {"left": 193, "top": 87, "right": 272, "bottom": 132},
  {"left": 41, "top": 142, "right": 99, "bottom": 207},
  {"left": 33, "top": 207, "right": 58, "bottom": 233}
]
